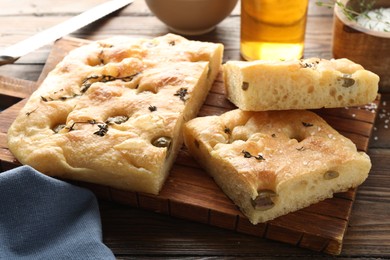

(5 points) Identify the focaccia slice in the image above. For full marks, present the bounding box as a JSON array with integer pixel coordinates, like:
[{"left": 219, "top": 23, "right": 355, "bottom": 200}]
[
  {"left": 7, "top": 34, "right": 223, "bottom": 195},
  {"left": 223, "top": 58, "right": 379, "bottom": 111},
  {"left": 183, "top": 109, "right": 371, "bottom": 224}
]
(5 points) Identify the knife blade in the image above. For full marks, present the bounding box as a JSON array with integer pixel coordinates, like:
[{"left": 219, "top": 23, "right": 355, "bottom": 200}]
[{"left": 0, "top": 0, "right": 133, "bottom": 66}]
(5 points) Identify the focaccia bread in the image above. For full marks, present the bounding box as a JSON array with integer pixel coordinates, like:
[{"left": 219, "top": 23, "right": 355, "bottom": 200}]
[
  {"left": 223, "top": 58, "right": 379, "bottom": 111},
  {"left": 7, "top": 33, "right": 223, "bottom": 195},
  {"left": 183, "top": 109, "right": 371, "bottom": 224}
]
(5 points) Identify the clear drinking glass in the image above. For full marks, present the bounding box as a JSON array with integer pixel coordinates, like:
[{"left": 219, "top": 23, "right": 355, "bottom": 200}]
[{"left": 240, "top": 0, "right": 309, "bottom": 61}]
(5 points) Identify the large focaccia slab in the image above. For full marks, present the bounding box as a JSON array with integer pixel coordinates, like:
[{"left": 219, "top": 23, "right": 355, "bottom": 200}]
[
  {"left": 223, "top": 58, "right": 379, "bottom": 111},
  {"left": 7, "top": 34, "right": 223, "bottom": 194},
  {"left": 183, "top": 109, "right": 371, "bottom": 224}
]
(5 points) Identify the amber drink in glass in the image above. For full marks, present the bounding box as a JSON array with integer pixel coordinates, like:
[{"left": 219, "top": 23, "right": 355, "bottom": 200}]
[{"left": 241, "top": 0, "right": 309, "bottom": 61}]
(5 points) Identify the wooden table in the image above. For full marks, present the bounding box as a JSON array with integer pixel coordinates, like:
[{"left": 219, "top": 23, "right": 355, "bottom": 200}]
[{"left": 1, "top": 0, "right": 389, "bottom": 258}]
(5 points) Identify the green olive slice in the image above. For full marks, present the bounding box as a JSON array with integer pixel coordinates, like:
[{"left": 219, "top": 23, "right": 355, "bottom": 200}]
[
  {"left": 324, "top": 170, "right": 339, "bottom": 180},
  {"left": 152, "top": 136, "right": 172, "bottom": 149},
  {"left": 251, "top": 190, "right": 277, "bottom": 211},
  {"left": 105, "top": 115, "right": 129, "bottom": 125},
  {"left": 338, "top": 74, "right": 355, "bottom": 88}
]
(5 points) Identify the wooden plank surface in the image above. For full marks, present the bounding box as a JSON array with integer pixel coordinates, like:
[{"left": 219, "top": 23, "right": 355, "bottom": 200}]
[{"left": 0, "top": 36, "right": 380, "bottom": 255}]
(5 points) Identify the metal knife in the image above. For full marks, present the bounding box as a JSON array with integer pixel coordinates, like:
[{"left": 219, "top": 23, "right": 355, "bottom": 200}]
[{"left": 0, "top": 0, "right": 133, "bottom": 66}]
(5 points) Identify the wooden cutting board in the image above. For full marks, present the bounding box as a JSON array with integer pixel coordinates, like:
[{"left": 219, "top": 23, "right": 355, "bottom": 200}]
[{"left": 0, "top": 37, "right": 380, "bottom": 255}]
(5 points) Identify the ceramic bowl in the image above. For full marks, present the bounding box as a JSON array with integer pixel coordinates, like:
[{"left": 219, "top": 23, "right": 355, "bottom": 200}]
[
  {"left": 145, "top": 0, "right": 238, "bottom": 35},
  {"left": 332, "top": 0, "right": 390, "bottom": 91}
]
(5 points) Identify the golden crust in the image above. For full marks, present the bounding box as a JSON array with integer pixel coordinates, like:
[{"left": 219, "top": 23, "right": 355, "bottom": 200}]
[
  {"left": 7, "top": 34, "right": 224, "bottom": 194},
  {"left": 183, "top": 109, "right": 371, "bottom": 224}
]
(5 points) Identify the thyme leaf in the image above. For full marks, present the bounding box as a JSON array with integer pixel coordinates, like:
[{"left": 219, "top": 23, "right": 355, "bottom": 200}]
[
  {"left": 242, "top": 150, "right": 265, "bottom": 161},
  {"left": 302, "top": 122, "right": 314, "bottom": 127},
  {"left": 316, "top": 0, "right": 377, "bottom": 23},
  {"left": 60, "top": 120, "right": 101, "bottom": 133},
  {"left": 174, "top": 88, "right": 188, "bottom": 102},
  {"left": 40, "top": 93, "right": 80, "bottom": 102},
  {"left": 94, "top": 123, "right": 109, "bottom": 137},
  {"left": 26, "top": 107, "right": 38, "bottom": 116},
  {"left": 254, "top": 154, "right": 265, "bottom": 160},
  {"left": 66, "top": 122, "right": 77, "bottom": 132},
  {"left": 81, "top": 72, "right": 140, "bottom": 93},
  {"left": 148, "top": 105, "right": 157, "bottom": 112}
]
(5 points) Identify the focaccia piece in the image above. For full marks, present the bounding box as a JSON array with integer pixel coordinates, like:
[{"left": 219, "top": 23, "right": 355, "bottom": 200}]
[
  {"left": 7, "top": 34, "right": 223, "bottom": 195},
  {"left": 223, "top": 58, "right": 379, "bottom": 111},
  {"left": 183, "top": 109, "right": 371, "bottom": 224}
]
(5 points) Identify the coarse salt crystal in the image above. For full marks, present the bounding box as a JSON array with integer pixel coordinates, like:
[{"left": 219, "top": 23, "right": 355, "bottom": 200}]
[{"left": 356, "top": 7, "right": 390, "bottom": 32}]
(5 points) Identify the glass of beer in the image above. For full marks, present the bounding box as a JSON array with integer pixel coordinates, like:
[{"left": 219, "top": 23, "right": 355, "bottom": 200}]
[{"left": 240, "top": 0, "right": 309, "bottom": 61}]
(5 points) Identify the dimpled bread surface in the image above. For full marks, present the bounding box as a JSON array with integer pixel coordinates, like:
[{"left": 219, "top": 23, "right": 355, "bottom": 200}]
[
  {"left": 183, "top": 109, "right": 371, "bottom": 224},
  {"left": 223, "top": 58, "right": 379, "bottom": 111},
  {"left": 7, "top": 34, "right": 223, "bottom": 195}
]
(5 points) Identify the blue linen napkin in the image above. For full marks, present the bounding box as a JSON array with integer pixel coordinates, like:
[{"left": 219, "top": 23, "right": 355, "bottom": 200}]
[{"left": 0, "top": 165, "right": 115, "bottom": 260}]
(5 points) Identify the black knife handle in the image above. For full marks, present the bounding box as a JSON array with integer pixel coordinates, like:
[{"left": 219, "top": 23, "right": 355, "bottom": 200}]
[{"left": 0, "top": 55, "right": 20, "bottom": 66}]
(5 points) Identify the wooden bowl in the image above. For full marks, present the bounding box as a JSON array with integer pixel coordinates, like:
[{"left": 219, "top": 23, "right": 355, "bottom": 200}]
[{"left": 332, "top": 0, "right": 390, "bottom": 92}]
